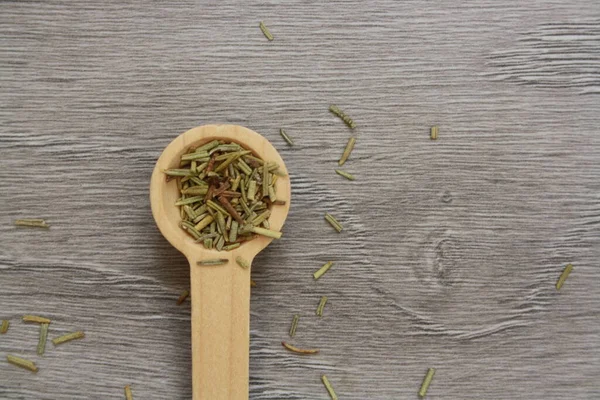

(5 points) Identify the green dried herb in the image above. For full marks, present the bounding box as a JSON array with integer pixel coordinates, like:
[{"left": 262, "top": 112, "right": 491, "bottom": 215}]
[
  {"left": 321, "top": 375, "right": 338, "bottom": 400},
  {"left": 177, "top": 290, "right": 190, "bottom": 305},
  {"left": 236, "top": 256, "right": 250, "bottom": 269},
  {"left": 289, "top": 314, "right": 299, "bottom": 337},
  {"left": 316, "top": 296, "right": 328, "bottom": 317},
  {"left": 282, "top": 341, "right": 319, "bottom": 355},
  {"left": 556, "top": 264, "right": 573, "bottom": 291},
  {"left": 430, "top": 125, "right": 439, "bottom": 140},
  {"left": 37, "top": 323, "right": 49, "bottom": 356},
  {"left": 197, "top": 258, "right": 228, "bottom": 266},
  {"left": 419, "top": 368, "right": 435, "bottom": 398},
  {"left": 313, "top": 261, "right": 333, "bottom": 280},
  {"left": 250, "top": 226, "right": 282, "bottom": 239},
  {"left": 335, "top": 169, "right": 355, "bottom": 181},
  {"left": 338, "top": 137, "right": 356, "bottom": 166},
  {"left": 324, "top": 213, "right": 343, "bottom": 232},
  {"left": 52, "top": 331, "right": 85, "bottom": 345},
  {"left": 6, "top": 355, "right": 38, "bottom": 373},
  {"left": 259, "top": 21, "right": 274, "bottom": 41},
  {"left": 329, "top": 104, "right": 356, "bottom": 129},
  {"left": 22, "top": 315, "right": 51, "bottom": 324},
  {"left": 125, "top": 385, "right": 133, "bottom": 400},
  {"left": 14, "top": 219, "right": 49, "bottom": 228},
  {"left": 0, "top": 320, "right": 9, "bottom": 334},
  {"left": 280, "top": 128, "right": 294, "bottom": 146}
]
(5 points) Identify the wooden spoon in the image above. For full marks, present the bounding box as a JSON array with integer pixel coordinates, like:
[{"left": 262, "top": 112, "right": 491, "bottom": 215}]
[{"left": 150, "top": 125, "right": 291, "bottom": 400}]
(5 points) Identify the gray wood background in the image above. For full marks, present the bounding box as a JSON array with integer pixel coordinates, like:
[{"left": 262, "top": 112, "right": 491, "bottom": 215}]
[{"left": 1, "top": 1, "right": 599, "bottom": 399}]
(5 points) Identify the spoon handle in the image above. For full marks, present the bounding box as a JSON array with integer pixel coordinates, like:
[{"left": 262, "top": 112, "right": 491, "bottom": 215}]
[{"left": 189, "top": 256, "right": 251, "bottom": 400}]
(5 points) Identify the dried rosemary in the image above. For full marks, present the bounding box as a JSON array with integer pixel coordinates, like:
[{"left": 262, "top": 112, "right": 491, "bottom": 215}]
[
  {"left": 236, "top": 256, "right": 251, "bottom": 269},
  {"left": 259, "top": 21, "right": 274, "bottom": 41},
  {"left": 289, "top": 314, "right": 299, "bottom": 337},
  {"left": 197, "top": 258, "right": 228, "bottom": 266},
  {"left": 279, "top": 128, "right": 294, "bottom": 146},
  {"left": 335, "top": 169, "right": 355, "bottom": 181},
  {"left": 338, "top": 137, "right": 356, "bottom": 166},
  {"left": 52, "top": 331, "right": 85, "bottom": 345},
  {"left": 125, "top": 385, "right": 133, "bottom": 400},
  {"left": 281, "top": 341, "right": 319, "bottom": 355},
  {"left": 37, "top": 323, "right": 49, "bottom": 356},
  {"left": 556, "top": 264, "right": 573, "bottom": 291},
  {"left": 419, "top": 368, "right": 435, "bottom": 398},
  {"left": 321, "top": 375, "right": 338, "bottom": 400},
  {"left": 430, "top": 125, "right": 439, "bottom": 140},
  {"left": 177, "top": 290, "right": 190, "bottom": 305},
  {"left": 329, "top": 105, "right": 356, "bottom": 129},
  {"left": 165, "top": 140, "right": 284, "bottom": 250},
  {"left": 0, "top": 320, "right": 9, "bottom": 334},
  {"left": 6, "top": 355, "right": 38, "bottom": 373},
  {"left": 324, "top": 213, "right": 343, "bottom": 232},
  {"left": 316, "top": 296, "right": 328, "bottom": 317},
  {"left": 14, "top": 218, "right": 49, "bottom": 228},
  {"left": 313, "top": 261, "right": 334, "bottom": 280},
  {"left": 22, "top": 315, "right": 51, "bottom": 324}
]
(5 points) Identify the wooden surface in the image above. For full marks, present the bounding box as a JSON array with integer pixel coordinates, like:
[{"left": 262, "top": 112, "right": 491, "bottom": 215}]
[{"left": 1, "top": 1, "right": 599, "bottom": 399}]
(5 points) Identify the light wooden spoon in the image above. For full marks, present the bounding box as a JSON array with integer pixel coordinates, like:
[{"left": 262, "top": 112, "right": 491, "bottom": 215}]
[{"left": 150, "top": 125, "right": 291, "bottom": 400}]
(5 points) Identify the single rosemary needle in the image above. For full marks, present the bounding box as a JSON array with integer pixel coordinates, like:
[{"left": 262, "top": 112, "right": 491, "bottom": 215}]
[
  {"left": 15, "top": 219, "right": 49, "bottom": 228},
  {"left": 556, "top": 264, "right": 573, "bottom": 290},
  {"left": 22, "top": 315, "right": 51, "bottom": 324},
  {"left": 177, "top": 290, "right": 190, "bottom": 305},
  {"left": 6, "top": 355, "right": 38, "bottom": 373},
  {"left": 321, "top": 375, "right": 338, "bottom": 400},
  {"left": 313, "top": 261, "right": 334, "bottom": 280},
  {"left": 52, "top": 331, "right": 85, "bottom": 345},
  {"left": 250, "top": 226, "right": 282, "bottom": 239},
  {"left": 324, "top": 213, "right": 343, "bottom": 232},
  {"left": 281, "top": 341, "right": 319, "bottom": 355},
  {"left": 329, "top": 104, "right": 356, "bottom": 129},
  {"left": 197, "top": 258, "right": 228, "bottom": 266},
  {"left": 0, "top": 320, "right": 9, "bottom": 334},
  {"left": 125, "top": 385, "right": 133, "bottom": 400},
  {"left": 316, "top": 296, "right": 328, "bottom": 317},
  {"left": 259, "top": 21, "right": 274, "bottom": 41},
  {"left": 280, "top": 128, "right": 294, "bottom": 146},
  {"left": 335, "top": 169, "right": 355, "bottom": 181},
  {"left": 338, "top": 137, "right": 356, "bottom": 166},
  {"left": 289, "top": 314, "right": 299, "bottom": 337},
  {"left": 419, "top": 368, "right": 436, "bottom": 398},
  {"left": 236, "top": 256, "right": 251, "bottom": 269},
  {"left": 37, "top": 323, "right": 49, "bottom": 356},
  {"left": 430, "top": 125, "right": 439, "bottom": 140}
]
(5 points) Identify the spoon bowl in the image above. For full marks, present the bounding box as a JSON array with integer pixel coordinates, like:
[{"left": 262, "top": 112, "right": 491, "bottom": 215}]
[{"left": 150, "top": 124, "right": 291, "bottom": 400}]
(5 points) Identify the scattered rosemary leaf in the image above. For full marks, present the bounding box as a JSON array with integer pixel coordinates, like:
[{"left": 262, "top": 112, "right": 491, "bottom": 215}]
[
  {"left": 177, "top": 290, "right": 190, "bottom": 305},
  {"left": 335, "top": 169, "right": 355, "bottom": 181},
  {"left": 259, "top": 21, "right": 274, "bottom": 41},
  {"left": 430, "top": 125, "right": 439, "bottom": 140},
  {"left": 316, "top": 296, "right": 328, "bottom": 317},
  {"left": 22, "top": 315, "right": 51, "bottom": 324},
  {"left": 419, "top": 368, "right": 435, "bottom": 397},
  {"left": 324, "top": 213, "right": 343, "bottom": 233},
  {"left": 250, "top": 280, "right": 257, "bottom": 287},
  {"left": 15, "top": 219, "right": 49, "bottom": 228},
  {"left": 125, "top": 385, "right": 133, "bottom": 400},
  {"left": 197, "top": 258, "right": 228, "bottom": 266},
  {"left": 236, "top": 256, "right": 251, "bottom": 269},
  {"left": 280, "top": 128, "right": 294, "bottom": 146},
  {"left": 0, "top": 320, "right": 9, "bottom": 334},
  {"left": 52, "top": 331, "right": 85, "bottom": 345},
  {"left": 313, "top": 261, "right": 334, "bottom": 280},
  {"left": 321, "top": 375, "right": 338, "bottom": 400},
  {"left": 281, "top": 341, "right": 319, "bottom": 355},
  {"left": 37, "top": 323, "right": 49, "bottom": 356},
  {"left": 556, "top": 264, "right": 573, "bottom": 291},
  {"left": 6, "top": 355, "right": 38, "bottom": 373},
  {"left": 338, "top": 137, "right": 356, "bottom": 166},
  {"left": 329, "top": 104, "right": 356, "bottom": 129},
  {"left": 289, "top": 314, "right": 299, "bottom": 337}
]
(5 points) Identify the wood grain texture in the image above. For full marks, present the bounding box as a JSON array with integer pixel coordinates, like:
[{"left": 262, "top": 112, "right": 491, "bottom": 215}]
[{"left": 1, "top": 1, "right": 599, "bottom": 399}]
